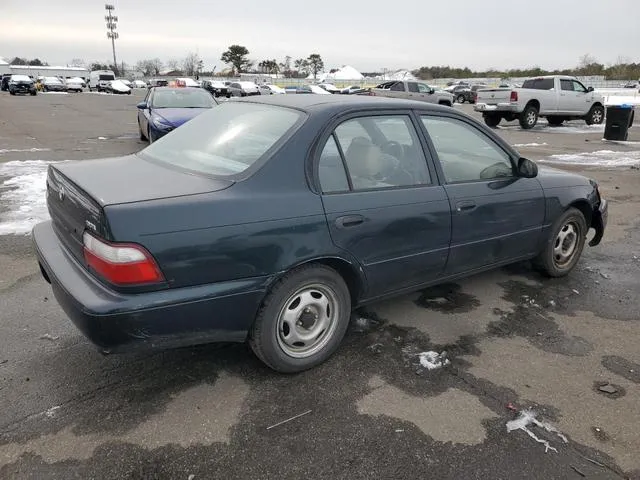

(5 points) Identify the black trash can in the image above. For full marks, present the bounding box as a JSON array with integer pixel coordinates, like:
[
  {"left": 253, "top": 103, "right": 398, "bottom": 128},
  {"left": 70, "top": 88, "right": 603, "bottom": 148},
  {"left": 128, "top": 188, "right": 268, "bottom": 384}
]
[{"left": 604, "top": 104, "right": 635, "bottom": 141}]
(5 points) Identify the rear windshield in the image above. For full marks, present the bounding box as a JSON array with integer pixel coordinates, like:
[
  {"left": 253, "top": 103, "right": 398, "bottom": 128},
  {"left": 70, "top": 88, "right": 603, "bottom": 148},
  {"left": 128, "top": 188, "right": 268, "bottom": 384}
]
[
  {"left": 11, "top": 75, "right": 31, "bottom": 82},
  {"left": 152, "top": 89, "right": 216, "bottom": 108},
  {"left": 139, "top": 102, "right": 304, "bottom": 177},
  {"left": 522, "top": 78, "right": 554, "bottom": 90},
  {"left": 99, "top": 74, "right": 115, "bottom": 81}
]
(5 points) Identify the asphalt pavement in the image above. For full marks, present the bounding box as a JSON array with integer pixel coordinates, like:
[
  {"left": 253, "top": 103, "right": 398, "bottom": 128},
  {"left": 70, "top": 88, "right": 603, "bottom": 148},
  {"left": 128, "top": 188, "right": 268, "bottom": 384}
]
[{"left": 0, "top": 91, "right": 639, "bottom": 480}]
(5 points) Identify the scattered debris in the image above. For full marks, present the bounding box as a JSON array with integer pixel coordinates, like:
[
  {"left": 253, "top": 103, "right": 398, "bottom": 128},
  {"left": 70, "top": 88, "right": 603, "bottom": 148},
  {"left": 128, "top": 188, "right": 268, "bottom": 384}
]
[
  {"left": 188, "top": 475, "right": 195, "bottom": 480},
  {"left": 45, "top": 406, "right": 61, "bottom": 418},
  {"left": 548, "top": 300, "right": 556, "bottom": 307},
  {"left": 97, "top": 136, "right": 108, "bottom": 140},
  {"left": 581, "top": 456, "right": 606, "bottom": 468},
  {"left": 43, "top": 296, "right": 48, "bottom": 302},
  {"left": 598, "top": 383, "right": 618, "bottom": 394},
  {"left": 572, "top": 289, "right": 580, "bottom": 295},
  {"left": 506, "top": 402, "right": 518, "bottom": 412},
  {"left": 592, "top": 426, "right": 611, "bottom": 442},
  {"left": 600, "top": 272, "right": 610, "bottom": 279},
  {"left": 570, "top": 465, "right": 586, "bottom": 477},
  {"left": 418, "top": 351, "right": 450, "bottom": 370},
  {"left": 367, "top": 343, "right": 383, "bottom": 354},
  {"left": 395, "top": 429, "right": 404, "bottom": 433},
  {"left": 585, "top": 266, "right": 594, "bottom": 272},
  {"left": 0, "top": 359, "right": 7, "bottom": 365},
  {"left": 266, "top": 410, "right": 312, "bottom": 430},
  {"left": 506, "top": 410, "right": 568, "bottom": 453},
  {"left": 39, "top": 333, "right": 59, "bottom": 341}
]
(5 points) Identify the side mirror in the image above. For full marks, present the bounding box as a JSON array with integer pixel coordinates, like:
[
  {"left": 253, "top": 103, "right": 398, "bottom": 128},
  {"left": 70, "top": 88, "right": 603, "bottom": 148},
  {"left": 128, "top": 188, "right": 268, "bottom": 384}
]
[
  {"left": 517, "top": 157, "right": 538, "bottom": 178},
  {"left": 430, "top": 88, "right": 435, "bottom": 94},
  {"left": 587, "top": 86, "right": 594, "bottom": 92},
  {"left": 136, "top": 102, "right": 148, "bottom": 110}
]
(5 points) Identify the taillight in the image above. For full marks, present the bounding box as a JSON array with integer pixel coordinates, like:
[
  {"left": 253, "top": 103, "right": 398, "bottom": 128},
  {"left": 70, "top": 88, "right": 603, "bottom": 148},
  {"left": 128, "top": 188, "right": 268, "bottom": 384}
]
[
  {"left": 510, "top": 91, "right": 518, "bottom": 102},
  {"left": 83, "top": 232, "right": 164, "bottom": 285}
]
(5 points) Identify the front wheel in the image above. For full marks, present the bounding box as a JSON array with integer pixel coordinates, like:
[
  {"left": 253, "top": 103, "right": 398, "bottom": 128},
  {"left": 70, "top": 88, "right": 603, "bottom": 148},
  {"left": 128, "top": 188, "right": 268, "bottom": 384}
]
[
  {"left": 249, "top": 264, "right": 351, "bottom": 373},
  {"left": 533, "top": 207, "right": 587, "bottom": 277},
  {"left": 456, "top": 94, "right": 466, "bottom": 104},
  {"left": 547, "top": 117, "right": 564, "bottom": 126},
  {"left": 484, "top": 114, "right": 501, "bottom": 128},
  {"left": 519, "top": 104, "right": 539, "bottom": 129},
  {"left": 585, "top": 105, "right": 604, "bottom": 125}
]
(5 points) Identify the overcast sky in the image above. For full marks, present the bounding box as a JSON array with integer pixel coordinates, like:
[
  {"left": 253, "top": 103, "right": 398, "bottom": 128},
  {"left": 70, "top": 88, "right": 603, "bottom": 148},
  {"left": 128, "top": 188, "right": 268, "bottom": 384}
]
[{"left": 1, "top": 0, "right": 639, "bottom": 72}]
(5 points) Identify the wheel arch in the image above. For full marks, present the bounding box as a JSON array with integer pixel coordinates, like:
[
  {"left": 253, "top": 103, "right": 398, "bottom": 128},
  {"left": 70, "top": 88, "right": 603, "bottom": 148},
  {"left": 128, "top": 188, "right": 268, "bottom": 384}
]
[
  {"left": 568, "top": 199, "right": 593, "bottom": 227},
  {"left": 525, "top": 99, "right": 540, "bottom": 111}
]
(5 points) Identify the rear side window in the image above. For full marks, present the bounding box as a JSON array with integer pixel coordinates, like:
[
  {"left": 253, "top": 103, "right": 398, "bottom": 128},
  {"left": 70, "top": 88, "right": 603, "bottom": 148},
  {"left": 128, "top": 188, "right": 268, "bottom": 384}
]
[
  {"left": 318, "top": 136, "right": 350, "bottom": 193},
  {"left": 140, "top": 103, "right": 303, "bottom": 177},
  {"left": 522, "top": 78, "right": 554, "bottom": 90}
]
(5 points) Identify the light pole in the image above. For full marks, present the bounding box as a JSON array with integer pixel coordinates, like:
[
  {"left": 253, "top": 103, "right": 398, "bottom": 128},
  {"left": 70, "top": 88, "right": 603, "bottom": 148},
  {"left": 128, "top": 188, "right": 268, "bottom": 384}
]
[{"left": 105, "top": 4, "right": 119, "bottom": 75}]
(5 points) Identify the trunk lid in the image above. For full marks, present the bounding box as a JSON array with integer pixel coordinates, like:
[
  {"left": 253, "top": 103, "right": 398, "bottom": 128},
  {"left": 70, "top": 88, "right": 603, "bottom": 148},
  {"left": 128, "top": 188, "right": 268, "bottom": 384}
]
[
  {"left": 476, "top": 88, "right": 512, "bottom": 105},
  {"left": 47, "top": 155, "right": 234, "bottom": 262}
]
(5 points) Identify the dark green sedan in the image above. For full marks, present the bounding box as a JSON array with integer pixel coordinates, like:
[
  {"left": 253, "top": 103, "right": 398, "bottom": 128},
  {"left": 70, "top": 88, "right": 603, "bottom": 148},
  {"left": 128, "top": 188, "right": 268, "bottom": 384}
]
[{"left": 33, "top": 95, "right": 607, "bottom": 372}]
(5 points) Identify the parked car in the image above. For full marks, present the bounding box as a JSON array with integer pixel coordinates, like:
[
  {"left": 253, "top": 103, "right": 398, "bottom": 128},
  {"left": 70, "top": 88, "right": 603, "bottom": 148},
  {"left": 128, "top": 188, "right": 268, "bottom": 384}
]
[
  {"left": 133, "top": 80, "right": 148, "bottom": 88},
  {"left": 228, "top": 81, "right": 261, "bottom": 97},
  {"left": 66, "top": 77, "right": 85, "bottom": 92},
  {"left": 175, "top": 77, "right": 200, "bottom": 88},
  {"left": 137, "top": 86, "right": 218, "bottom": 142},
  {"left": 88, "top": 70, "right": 116, "bottom": 92},
  {"left": 202, "top": 79, "right": 231, "bottom": 97},
  {"left": 446, "top": 80, "right": 469, "bottom": 87},
  {"left": 474, "top": 75, "right": 605, "bottom": 129},
  {"left": 8, "top": 75, "right": 37, "bottom": 96},
  {"left": 1, "top": 74, "right": 11, "bottom": 91},
  {"left": 119, "top": 79, "right": 133, "bottom": 89},
  {"left": 318, "top": 83, "right": 340, "bottom": 93},
  {"left": 341, "top": 85, "right": 367, "bottom": 94},
  {"left": 34, "top": 95, "right": 607, "bottom": 373},
  {"left": 447, "top": 85, "right": 473, "bottom": 103},
  {"left": 259, "top": 84, "right": 286, "bottom": 95},
  {"left": 622, "top": 81, "right": 639, "bottom": 89},
  {"left": 148, "top": 79, "right": 169, "bottom": 87},
  {"left": 106, "top": 80, "right": 132, "bottom": 95},
  {"left": 41, "top": 77, "right": 68, "bottom": 92},
  {"left": 368, "top": 81, "right": 454, "bottom": 106}
]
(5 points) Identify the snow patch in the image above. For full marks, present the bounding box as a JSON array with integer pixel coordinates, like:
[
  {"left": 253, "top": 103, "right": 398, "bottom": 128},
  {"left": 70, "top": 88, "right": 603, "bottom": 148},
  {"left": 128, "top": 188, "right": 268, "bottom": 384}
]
[
  {"left": 45, "top": 406, "right": 61, "bottom": 418},
  {"left": 0, "top": 160, "right": 59, "bottom": 235},
  {"left": 506, "top": 410, "right": 568, "bottom": 453},
  {"left": 40, "top": 92, "right": 68, "bottom": 95},
  {"left": 540, "top": 149, "right": 640, "bottom": 167},
  {"left": 418, "top": 351, "right": 450, "bottom": 370},
  {"left": 0, "top": 148, "right": 51, "bottom": 155},
  {"left": 513, "top": 142, "right": 548, "bottom": 147}
]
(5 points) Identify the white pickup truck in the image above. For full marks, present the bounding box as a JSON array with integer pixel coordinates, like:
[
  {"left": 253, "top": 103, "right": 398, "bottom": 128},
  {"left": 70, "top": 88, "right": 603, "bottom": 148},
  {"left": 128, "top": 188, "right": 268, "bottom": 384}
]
[{"left": 474, "top": 75, "right": 605, "bottom": 129}]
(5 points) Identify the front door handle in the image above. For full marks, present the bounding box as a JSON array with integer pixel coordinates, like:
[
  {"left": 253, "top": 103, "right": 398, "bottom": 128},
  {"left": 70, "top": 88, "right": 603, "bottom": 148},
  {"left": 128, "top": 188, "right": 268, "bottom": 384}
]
[
  {"left": 455, "top": 201, "right": 477, "bottom": 212},
  {"left": 335, "top": 215, "right": 364, "bottom": 228}
]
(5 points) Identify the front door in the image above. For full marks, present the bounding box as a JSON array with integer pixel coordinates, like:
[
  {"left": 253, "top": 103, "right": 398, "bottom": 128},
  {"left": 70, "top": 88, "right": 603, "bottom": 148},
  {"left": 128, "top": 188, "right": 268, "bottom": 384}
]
[
  {"left": 419, "top": 114, "right": 545, "bottom": 275},
  {"left": 559, "top": 79, "right": 592, "bottom": 115},
  {"left": 317, "top": 113, "right": 451, "bottom": 298}
]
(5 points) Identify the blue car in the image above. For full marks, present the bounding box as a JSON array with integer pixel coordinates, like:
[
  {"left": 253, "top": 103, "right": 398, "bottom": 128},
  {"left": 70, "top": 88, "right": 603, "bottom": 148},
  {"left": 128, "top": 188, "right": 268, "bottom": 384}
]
[
  {"left": 34, "top": 95, "right": 607, "bottom": 373},
  {"left": 137, "top": 87, "right": 218, "bottom": 142}
]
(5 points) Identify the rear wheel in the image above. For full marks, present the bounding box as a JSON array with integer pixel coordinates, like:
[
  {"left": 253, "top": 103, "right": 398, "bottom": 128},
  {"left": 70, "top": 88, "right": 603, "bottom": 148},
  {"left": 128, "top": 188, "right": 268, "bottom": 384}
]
[
  {"left": 547, "top": 117, "right": 564, "bottom": 126},
  {"left": 456, "top": 94, "right": 466, "bottom": 104},
  {"left": 533, "top": 207, "right": 587, "bottom": 277},
  {"left": 585, "top": 105, "right": 604, "bottom": 125},
  {"left": 519, "top": 104, "right": 539, "bottom": 129},
  {"left": 249, "top": 264, "right": 351, "bottom": 373},
  {"left": 484, "top": 114, "right": 501, "bottom": 128}
]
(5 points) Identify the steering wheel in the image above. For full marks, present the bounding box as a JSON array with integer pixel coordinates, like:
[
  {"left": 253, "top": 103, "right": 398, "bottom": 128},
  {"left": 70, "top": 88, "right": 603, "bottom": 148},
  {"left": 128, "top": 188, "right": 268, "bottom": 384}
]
[{"left": 479, "top": 162, "right": 513, "bottom": 179}]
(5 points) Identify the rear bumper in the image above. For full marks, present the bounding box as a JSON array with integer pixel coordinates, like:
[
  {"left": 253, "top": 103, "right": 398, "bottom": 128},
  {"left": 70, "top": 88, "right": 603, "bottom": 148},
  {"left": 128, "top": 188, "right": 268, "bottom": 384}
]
[
  {"left": 475, "top": 103, "right": 519, "bottom": 113},
  {"left": 33, "top": 220, "right": 268, "bottom": 353},
  {"left": 589, "top": 199, "right": 608, "bottom": 246}
]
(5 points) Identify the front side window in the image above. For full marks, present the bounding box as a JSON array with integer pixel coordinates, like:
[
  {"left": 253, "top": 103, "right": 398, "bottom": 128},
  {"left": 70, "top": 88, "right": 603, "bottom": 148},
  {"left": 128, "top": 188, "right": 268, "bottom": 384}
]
[
  {"left": 572, "top": 81, "right": 587, "bottom": 93},
  {"left": 407, "top": 82, "right": 419, "bottom": 93},
  {"left": 330, "top": 115, "right": 431, "bottom": 191},
  {"left": 421, "top": 116, "right": 513, "bottom": 183},
  {"left": 150, "top": 89, "right": 216, "bottom": 108},
  {"left": 560, "top": 79, "right": 574, "bottom": 91},
  {"left": 140, "top": 103, "right": 303, "bottom": 177},
  {"left": 418, "top": 83, "right": 432, "bottom": 93}
]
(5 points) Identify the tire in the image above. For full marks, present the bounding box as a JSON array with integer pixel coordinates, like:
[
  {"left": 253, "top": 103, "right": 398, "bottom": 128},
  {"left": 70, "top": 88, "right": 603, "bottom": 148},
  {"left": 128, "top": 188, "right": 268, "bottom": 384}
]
[
  {"left": 147, "top": 126, "right": 153, "bottom": 144},
  {"left": 249, "top": 264, "right": 351, "bottom": 373},
  {"left": 519, "top": 104, "right": 539, "bottom": 129},
  {"left": 533, "top": 207, "right": 587, "bottom": 277},
  {"left": 139, "top": 121, "right": 146, "bottom": 141},
  {"left": 9, "top": 90, "right": 15, "bottom": 96},
  {"left": 456, "top": 94, "right": 465, "bottom": 104},
  {"left": 439, "top": 101, "right": 452, "bottom": 107},
  {"left": 30, "top": 91, "right": 37, "bottom": 96},
  {"left": 547, "top": 117, "right": 564, "bottom": 126},
  {"left": 585, "top": 105, "right": 604, "bottom": 125},
  {"left": 484, "top": 114, "right": 501, "bottom": 128}
]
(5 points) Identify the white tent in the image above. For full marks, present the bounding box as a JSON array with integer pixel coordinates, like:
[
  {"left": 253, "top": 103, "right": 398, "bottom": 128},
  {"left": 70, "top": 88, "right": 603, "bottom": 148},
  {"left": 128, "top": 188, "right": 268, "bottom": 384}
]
[
  {"left": 317, "top": 65, "right": 364, "bottom": 82},
  {"left": 379, "top": 69, "right": 416, "bottom": 81},
  {"left": 0, "top": 57, "right": 9, "bottom": 75}
]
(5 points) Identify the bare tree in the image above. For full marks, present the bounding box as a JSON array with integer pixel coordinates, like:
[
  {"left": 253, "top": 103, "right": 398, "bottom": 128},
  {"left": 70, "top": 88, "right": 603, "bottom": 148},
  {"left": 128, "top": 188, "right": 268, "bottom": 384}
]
[
  {"left": 166, "top": 58, "right": 180, "bottom": 71},
  {"left": 151, "top": 58, "right": 163, "bottom": 75}
]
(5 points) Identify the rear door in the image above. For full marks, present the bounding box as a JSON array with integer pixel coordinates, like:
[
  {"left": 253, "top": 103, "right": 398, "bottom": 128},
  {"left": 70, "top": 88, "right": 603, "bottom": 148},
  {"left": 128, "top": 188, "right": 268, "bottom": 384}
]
[
  {"left": 139, "top": 88, "right": 153, "bottom": 133},
  {"left": 316, "top": 112, "right": 451, "bottom": 298},
  {"left": 419, "top": 113, "right": 545, "bottom": 275}
]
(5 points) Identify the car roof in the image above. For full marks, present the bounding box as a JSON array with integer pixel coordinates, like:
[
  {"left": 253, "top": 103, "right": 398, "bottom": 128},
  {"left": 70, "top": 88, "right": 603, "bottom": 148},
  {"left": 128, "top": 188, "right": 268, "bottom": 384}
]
[
  {"left": 150, "top": 87, "right": 204, "bottom": 92},
  {"left": 237, "top": 94, "right": 454, "bottom": 114}
]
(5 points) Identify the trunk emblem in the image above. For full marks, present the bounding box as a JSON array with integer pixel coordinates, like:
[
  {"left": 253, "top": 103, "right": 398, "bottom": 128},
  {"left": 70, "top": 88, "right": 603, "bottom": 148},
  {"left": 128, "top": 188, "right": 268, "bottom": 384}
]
[{"left": 59, "top": 186, "right": 65, "bottom": 201}]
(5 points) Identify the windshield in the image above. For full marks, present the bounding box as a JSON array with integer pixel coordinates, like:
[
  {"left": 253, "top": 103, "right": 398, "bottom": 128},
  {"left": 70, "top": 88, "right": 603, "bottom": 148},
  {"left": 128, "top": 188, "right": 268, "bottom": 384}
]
[
  {"left": 45, "top": 77, "right": 62, "bottom": 84},
  {"left": 99, "top": 74, "right": 115, "bottom": 81},
  {"left": 11, "top": 75, "right": 31, "bottom": 82},
  {"left": 140, "top": 102, "right": 304, "bottom": 177},
  {"left": 151, "top": 89, "right": 216, "bottom": 108}
]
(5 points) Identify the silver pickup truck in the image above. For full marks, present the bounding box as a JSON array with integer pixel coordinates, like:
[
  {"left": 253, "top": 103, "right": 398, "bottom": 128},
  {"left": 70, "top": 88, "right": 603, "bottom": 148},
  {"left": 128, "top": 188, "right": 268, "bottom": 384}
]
[
  {"left": 474, "top": 75, "right": 605, "bottom": 129},
  {"left": 366, "top": 81, "right": 454, "bottom": 106}
]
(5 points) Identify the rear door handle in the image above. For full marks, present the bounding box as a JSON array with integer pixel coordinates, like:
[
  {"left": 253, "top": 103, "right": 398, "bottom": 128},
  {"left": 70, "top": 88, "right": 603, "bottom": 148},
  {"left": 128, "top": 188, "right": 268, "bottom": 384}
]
[
  {"left": 335, "top": 215, "right": 364, "bottom": 228},
  {"left": 455, "top": 201, "right": 477, "bottom": 212}
]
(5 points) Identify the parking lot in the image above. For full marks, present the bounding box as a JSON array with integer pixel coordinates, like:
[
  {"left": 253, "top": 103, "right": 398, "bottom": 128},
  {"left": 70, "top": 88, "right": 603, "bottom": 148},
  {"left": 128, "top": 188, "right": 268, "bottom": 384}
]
[{"left": 1, "top": 91, "right": 639, "bottom": 479}]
